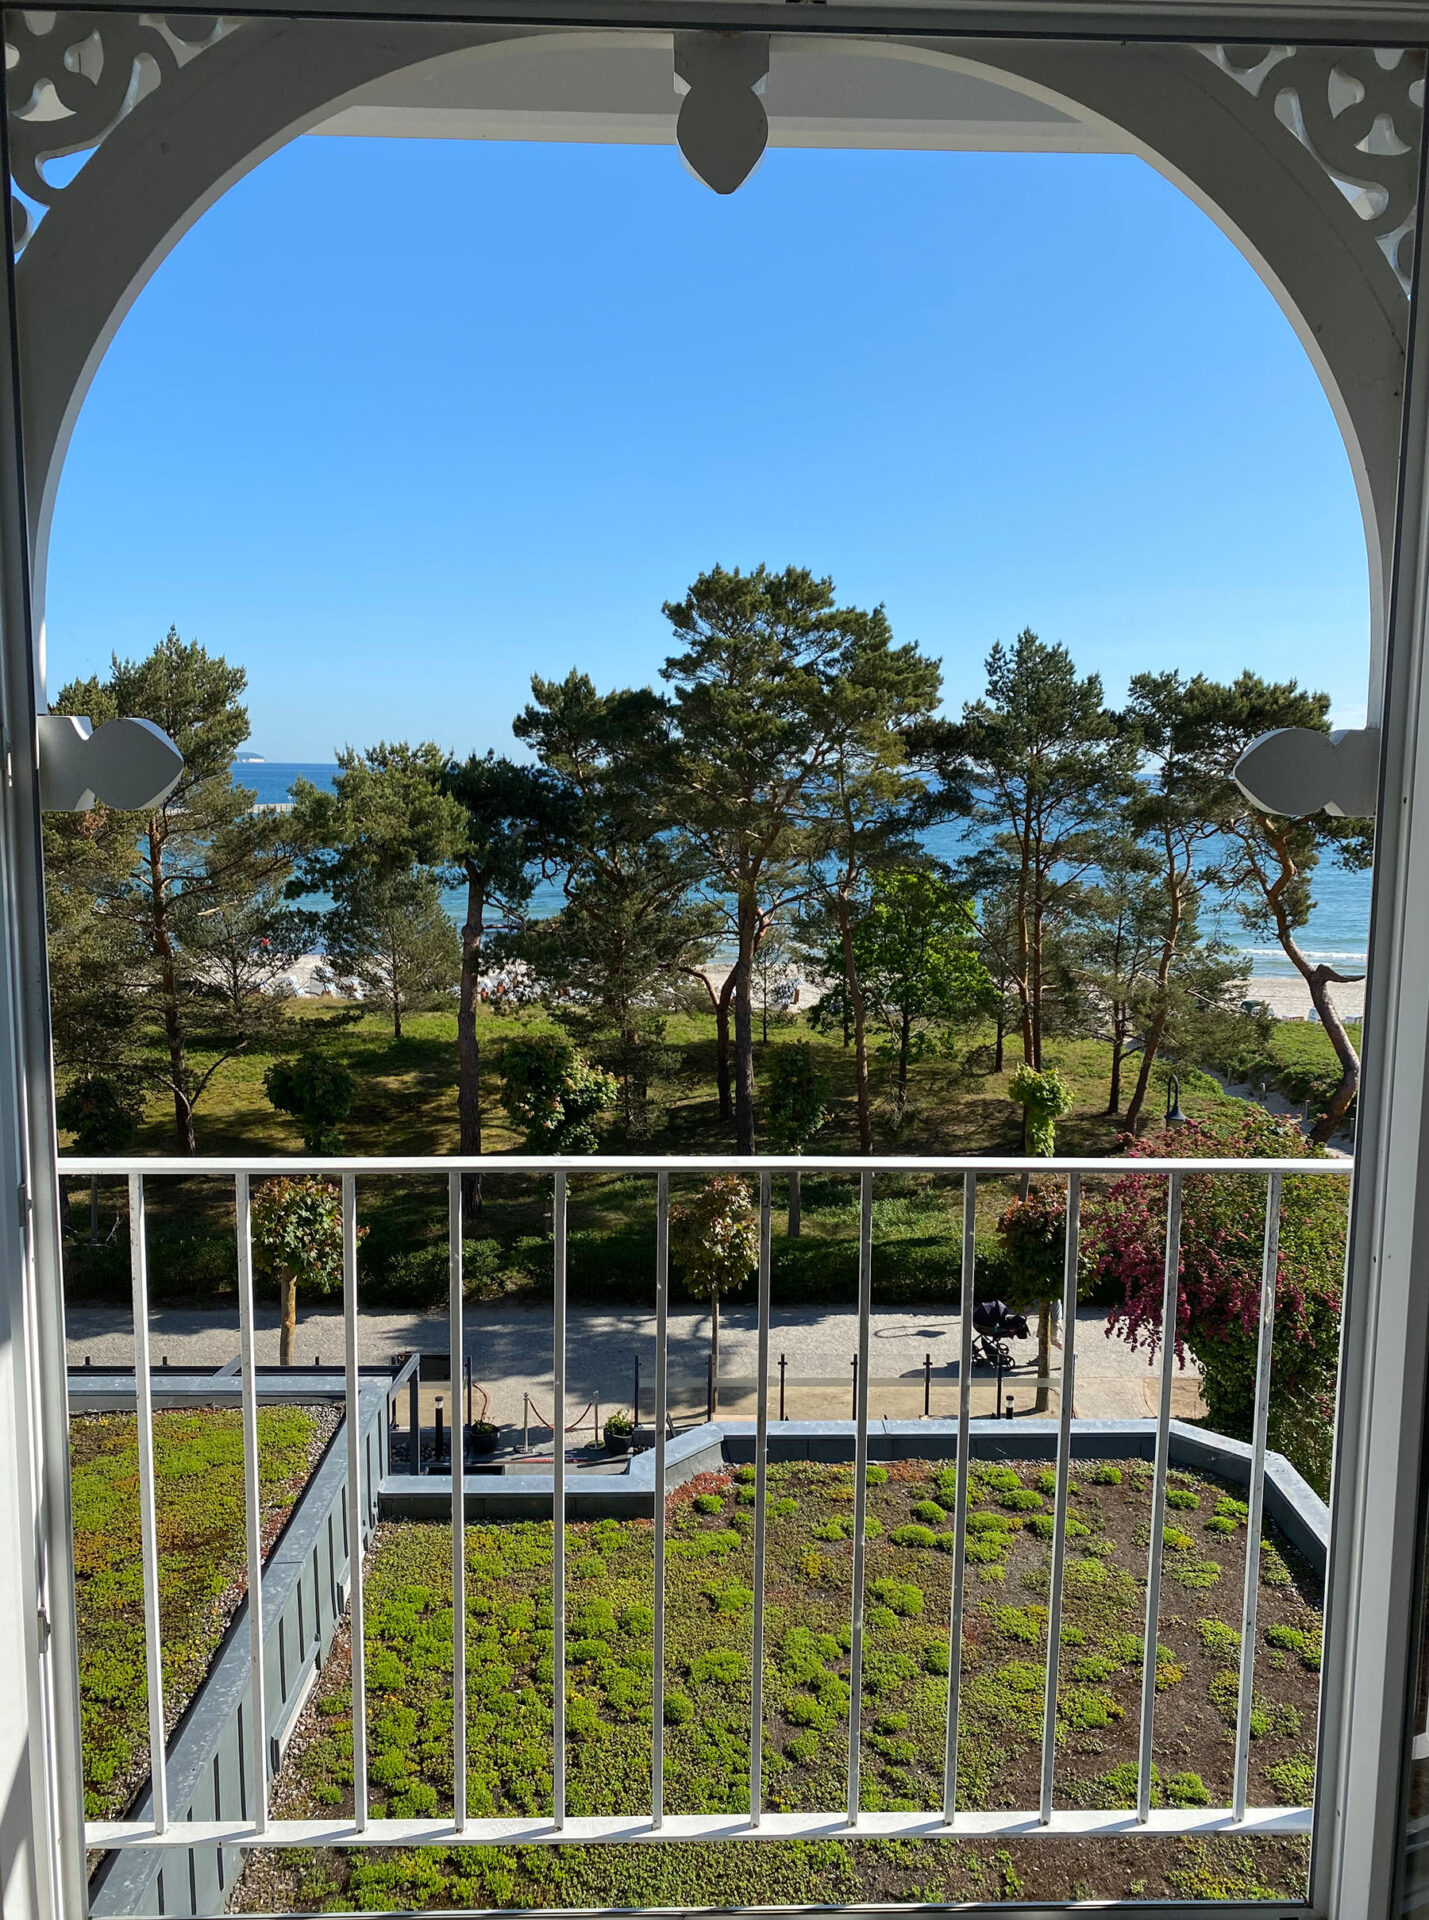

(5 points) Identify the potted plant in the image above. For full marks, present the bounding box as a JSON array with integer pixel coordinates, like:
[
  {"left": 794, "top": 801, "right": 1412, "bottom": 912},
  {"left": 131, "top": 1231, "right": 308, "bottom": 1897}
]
[
  {"left": 603, "top": 1409, "right": 634, "bottom": 1455},
  {"left": 469, "top": 1418, "right": 500, "bottom": 1456}
]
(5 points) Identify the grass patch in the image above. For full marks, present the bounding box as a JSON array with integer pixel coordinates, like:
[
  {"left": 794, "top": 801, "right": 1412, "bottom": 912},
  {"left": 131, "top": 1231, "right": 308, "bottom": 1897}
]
[{"left": 74, "top": 1405, "right": 332, "bottom": 1819}]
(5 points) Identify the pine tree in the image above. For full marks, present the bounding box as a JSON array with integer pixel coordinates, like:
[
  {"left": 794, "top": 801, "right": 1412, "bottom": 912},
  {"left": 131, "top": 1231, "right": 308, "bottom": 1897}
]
[{"left": 48, "top": 629, "right": 297, "bottom": 1154}]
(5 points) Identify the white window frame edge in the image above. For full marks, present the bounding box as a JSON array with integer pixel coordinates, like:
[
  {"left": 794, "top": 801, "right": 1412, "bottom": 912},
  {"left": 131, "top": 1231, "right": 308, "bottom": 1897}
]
[{"left": 1, "top": 9, "right": 1429, "bottom": 1920}]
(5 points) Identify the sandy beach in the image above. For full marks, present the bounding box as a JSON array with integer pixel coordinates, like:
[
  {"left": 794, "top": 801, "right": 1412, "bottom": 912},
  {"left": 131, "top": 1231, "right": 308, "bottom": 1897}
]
[
  {"left": 1234, "top": 975, "right": 1365, "bottom": 1022},
  {"left": 282, "top": 953, "right": 1360, "bottom": 1024}
]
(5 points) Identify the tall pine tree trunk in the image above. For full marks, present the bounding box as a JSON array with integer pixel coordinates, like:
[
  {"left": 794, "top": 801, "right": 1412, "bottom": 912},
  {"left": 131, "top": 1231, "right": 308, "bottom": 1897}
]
[
  {"left": 148, "top": 824, "right": 196, "bottom": 1155},
  {"left": 1125, "top": 847, "right": 1184, "bottom": 1131},
  {"left": 715, "top": 976, "right": 735, "bottom": 1122},
  {"left": 733, "top": 897, "right": 758, "bottom": 1155},
  {"left": 836, "top": 899, "right": 873, "bottom": 1152},
  {"left": 1105, "top": 1018, "right": 1124, "bottom": 1117},
  {"left": 458, "top": 864, "right": 485, "bottom": 1216},
  {"left": 1124, "top": 1006, "right": 1169, "bottom": 1131}
]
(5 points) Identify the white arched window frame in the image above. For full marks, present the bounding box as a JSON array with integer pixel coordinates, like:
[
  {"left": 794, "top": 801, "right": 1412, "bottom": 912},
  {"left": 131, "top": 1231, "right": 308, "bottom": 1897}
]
[{"left": 2, "top": 10, "right": 1429, "bottom": 1920}]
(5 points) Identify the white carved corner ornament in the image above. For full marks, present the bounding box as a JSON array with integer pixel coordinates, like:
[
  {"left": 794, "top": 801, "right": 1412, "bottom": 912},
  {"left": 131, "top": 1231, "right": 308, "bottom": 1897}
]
[
  {"left": 36, "top": 714, "right": 183, "bottom": 813},
  {"left": 5, "top": 11, "right": 235, "bottom": 255},
  {"left": 1233, "top": 725, "right": 1380, "bottom": 819},
  {"left": 1201, "top": 45, "right": 1425, "bottom": 296},
  {"left": 673, "top": 32, "right": 770, "bottom": 196}
]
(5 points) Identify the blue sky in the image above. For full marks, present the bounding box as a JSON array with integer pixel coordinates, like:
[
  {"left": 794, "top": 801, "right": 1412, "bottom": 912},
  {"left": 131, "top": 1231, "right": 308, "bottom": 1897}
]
[{"left": 42, "top": 135, "right": 1371, "bottom": 760}]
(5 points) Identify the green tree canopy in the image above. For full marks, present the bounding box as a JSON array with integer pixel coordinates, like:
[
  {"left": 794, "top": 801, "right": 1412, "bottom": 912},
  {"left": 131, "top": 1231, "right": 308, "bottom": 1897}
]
[
  {"left": 839, "top": 868, "right": 999, "bottom": 1131},
  {"left": 250, "top": 1176, "right": 354, "bottom": 1368},
  {"left": 498, "top": 1031, "right": 617, "bottom": 1154},
  {"left": 669, "top": 1174, "right": 760, "bottom": 1402},
  {"left": 47, "top": 628, "right": 298, "bottom": 1153},
  {"left": 923, "top": 630, "right": 1136, "bottom": 1071},
  {"left": 659, "top": 563, "right": 898, "bottom": 1153},
  {"left": 515, "top": 671, "right": 715, "bottom": 1137},
  {"left": 264, "top": 1051, "right": 355, "bottom": 1154}
]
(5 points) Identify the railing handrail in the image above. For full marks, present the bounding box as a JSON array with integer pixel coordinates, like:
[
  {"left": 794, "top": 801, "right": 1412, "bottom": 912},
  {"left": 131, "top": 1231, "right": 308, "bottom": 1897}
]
[{"left": 56, "top": 1151, "right": 1354, "bottom": 1176}]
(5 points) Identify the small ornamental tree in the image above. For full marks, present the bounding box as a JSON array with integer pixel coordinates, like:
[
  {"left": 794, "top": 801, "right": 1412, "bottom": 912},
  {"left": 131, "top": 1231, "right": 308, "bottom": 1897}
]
[
  {"left": 264, "top": 1052, "right": 355, "bottom": 1154},
  {"left": 996, "top": 1184, "right": 1067, "bottom": 1415},
  {"left": 1009, "top": 1065, "right": 1074, "bottom": 1156},
  {"left": 764, "top": 1042, "right": 830, "bottom": 1238},
  {"left": 1081, "top": 1110, "right": 1347, "bottom": 1495},
  {"left": 669, "top": 1175, "right": 759, "bottom": 1410},
  {"left": 499, "top": 1032, "right": 617, "bottom": 1154},
  {"left": 55, "top": 1074, "right": 143, "bottom": 1245},
  {"left": 250, "top": 1177, "right": 359, "bottom": 1367}
]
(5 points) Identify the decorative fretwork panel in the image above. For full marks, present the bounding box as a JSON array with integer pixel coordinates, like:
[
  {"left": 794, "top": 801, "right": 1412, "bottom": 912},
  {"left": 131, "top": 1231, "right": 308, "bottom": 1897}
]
[
  {"left": 4, "top": 11, "right": 235, "bottom": 252},
  {"left": 1202, "top": 44, "right": 1424, "bottom": 293}
]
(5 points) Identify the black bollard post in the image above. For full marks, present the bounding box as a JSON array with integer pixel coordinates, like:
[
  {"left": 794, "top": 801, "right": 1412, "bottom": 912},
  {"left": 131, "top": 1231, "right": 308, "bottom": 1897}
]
[
  {"left": 634, "top": 1353, "right": 641, "bottom": 1427},
  {"left": 924, "top": 1353, "right": 932, "bottom": 1418},
  {"left": 435, "top": 1395, "right": 445, "bottom": 1466},
  {"left": 409, "top": 1371, "right": 420, "bottom": 1475},
  {"left": 779, "top": 1353, "right": 787, "bottom": 1421},
  {"left": 851, "top": 1354, "right": 858, "bottom": 1420}
]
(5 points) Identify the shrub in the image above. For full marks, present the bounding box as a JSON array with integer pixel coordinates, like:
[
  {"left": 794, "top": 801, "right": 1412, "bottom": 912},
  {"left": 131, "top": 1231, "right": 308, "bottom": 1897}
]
[
  {"left": 1169, "top": 1558, "right": 1222, "bottom": 1590},
  {"left": 1265, "top": 1623, "right": 1306, "bottom": 1653},
  {"left": 867, "top": 1579, "right": 923, "bottom": 1618},
  {"left": 785, "top": 1730, "right": 820, "bottom": 1763},
  {"left": 1263, "top": 1759, "right": 1315, "bottom": 1804},
  {"left": 1199, "top": 1619, "right": 1242, "bottom": 1660},
  {"left": 1000, "top": 1489, "right": 1045, "bottom": 1513},
  {"left": 689, "top": 1647, "right": 743, "bottom": 1685},
  {"left": 663, "top": 1692, "right": 692, "bottom": 1724},
  {"left": 693, "top": 1493, "right": 723, "bottom": 1515},
  {"left": 1060, "top": 1687, "right": 1123, "bottom": 1730},
  {"left": 791, "top": 1693, "right": 837, "bottom": 1731},
  {"left": 911, "top": 1501, "right": 945, "bottom": 1524},
  {"left": 499, "top": 1033, "right": 617, "bottom": 1153},
  {"left": 1166, "top": 1488, "right": 1200, "bottom": 1511},
  {"left": 1088, "top": 1464, "right": 1123, "bottom": 1485},
  {"left": 1204, "top": 1515, "right": 1237, "bottom": 1536},
  {"left": 1084, "top": 1112, "right": 1346, "bottom": 1497},
  {"left": 922, "top": 1640, "right": 951, "bottom": 1675},
  {"left": 1164, "top": 1528, "right": 1194, "bottom": 1552},
  {"left": 889, "top": 1525, "right": 938, "bottom": 1549},
  {"left": 1166, "top": 1771, "right": 1211, "bottom": 1807},
  {"left": 1261, "top": 1544, "right": 1294, "bottom": 1588},
  {"left": 865, "top": 1466, "right": 889, "bottom": 1486}
]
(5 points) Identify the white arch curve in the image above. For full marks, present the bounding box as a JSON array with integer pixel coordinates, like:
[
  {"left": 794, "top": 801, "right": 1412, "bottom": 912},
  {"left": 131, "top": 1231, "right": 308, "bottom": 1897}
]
[{"left": 13, "top": 19, "right": 1412, "bottom": 710}]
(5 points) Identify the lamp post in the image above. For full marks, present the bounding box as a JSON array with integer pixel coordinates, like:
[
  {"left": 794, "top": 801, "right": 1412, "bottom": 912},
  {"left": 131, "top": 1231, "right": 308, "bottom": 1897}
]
[{"left": 1166, "top": 1073, "right": 1187, "bottom": 1126}]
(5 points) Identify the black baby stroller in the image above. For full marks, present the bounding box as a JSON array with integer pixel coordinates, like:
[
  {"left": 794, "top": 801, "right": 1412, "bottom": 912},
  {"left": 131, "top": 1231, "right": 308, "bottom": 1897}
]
[
  {"left": 971, "top": 1299, "right": 1030, "bottom": 1368},
  {"left": 970, "top": 1300, "right": 1030, "bottom": 1417}
]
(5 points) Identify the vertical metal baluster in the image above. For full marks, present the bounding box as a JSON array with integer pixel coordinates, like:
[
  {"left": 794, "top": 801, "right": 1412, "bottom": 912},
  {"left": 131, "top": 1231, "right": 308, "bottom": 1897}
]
[
  {"left": 652, "top": 1173, "right": 669, "bottom": 1830},
  {"left": 449, "top": 1173, "right": 466, "bottom": 1834},
  {"left": 1234, "top": 1171, "right": 1283, "bottom": 1820},
  {"left": 846, "top": 1172, "right": 874, "bottom": 1826},
  {"left": 342, "top": 1172, "right": 368, "bottom": 1832},
  {"left": 235, "top": 1173, "right": 266, "bottom": 1835},
  {"left": 1039, "top": 1170, "right": 1081, "bottom": 1824},
  {"left": 553, "top": 1172, "right": 567, "bottom": 1831},
  {"left": 1137, "top": 1170, "right": 1183, "bottom": 1824},
  {"left": 943, "top": 1171, "right": 977, "bottom": 1824},
  {"left": 749, "top": 1174, "right": 772, "bottom": 1826},
  {"left": 128, "top": 1173, "right": 169, "bottom": 1834}
]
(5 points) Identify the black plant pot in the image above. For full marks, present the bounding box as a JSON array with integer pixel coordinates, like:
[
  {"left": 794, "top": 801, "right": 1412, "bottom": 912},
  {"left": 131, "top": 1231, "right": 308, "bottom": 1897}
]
[{"left": 469, "top": 1421, "right": 500, "bottom": 1455}]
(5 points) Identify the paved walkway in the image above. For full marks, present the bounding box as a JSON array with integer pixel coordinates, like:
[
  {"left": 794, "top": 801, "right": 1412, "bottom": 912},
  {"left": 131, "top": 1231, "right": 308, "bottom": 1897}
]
[{"left": 65, "top": 1302, "right": 1202, "bottom": 1430}]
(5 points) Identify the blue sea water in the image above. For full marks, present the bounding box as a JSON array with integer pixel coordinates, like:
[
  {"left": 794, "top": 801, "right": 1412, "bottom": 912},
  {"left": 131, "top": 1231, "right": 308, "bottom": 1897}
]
[{"left": 240, "top": 762, "right": 1372, "bottom": 982}]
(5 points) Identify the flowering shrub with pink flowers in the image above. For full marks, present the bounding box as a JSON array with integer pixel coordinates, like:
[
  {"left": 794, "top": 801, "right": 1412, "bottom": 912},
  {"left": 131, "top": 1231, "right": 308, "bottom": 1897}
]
[{"left": 1081, "top": 1110, "right": 1347, "bottom": 1496}]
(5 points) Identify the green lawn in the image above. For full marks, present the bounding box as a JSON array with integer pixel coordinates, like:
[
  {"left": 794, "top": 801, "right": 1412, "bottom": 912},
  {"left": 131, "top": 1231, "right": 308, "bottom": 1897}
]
[
  {"left": 60, "top": 1004, "right": 1252, "bottom": 1310},
  {"left": 237, "top": 1457, "right": 1318, "bottom": 1910},
  {"left": 73, "top": 1405, "right": 334, "bottom": 1820}
]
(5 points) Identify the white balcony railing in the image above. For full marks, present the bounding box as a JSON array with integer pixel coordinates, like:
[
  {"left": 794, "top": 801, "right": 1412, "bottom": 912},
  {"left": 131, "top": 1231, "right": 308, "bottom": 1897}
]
[{"left": 59, "top": 1152, "right": 1350, "bottom": 1861}]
